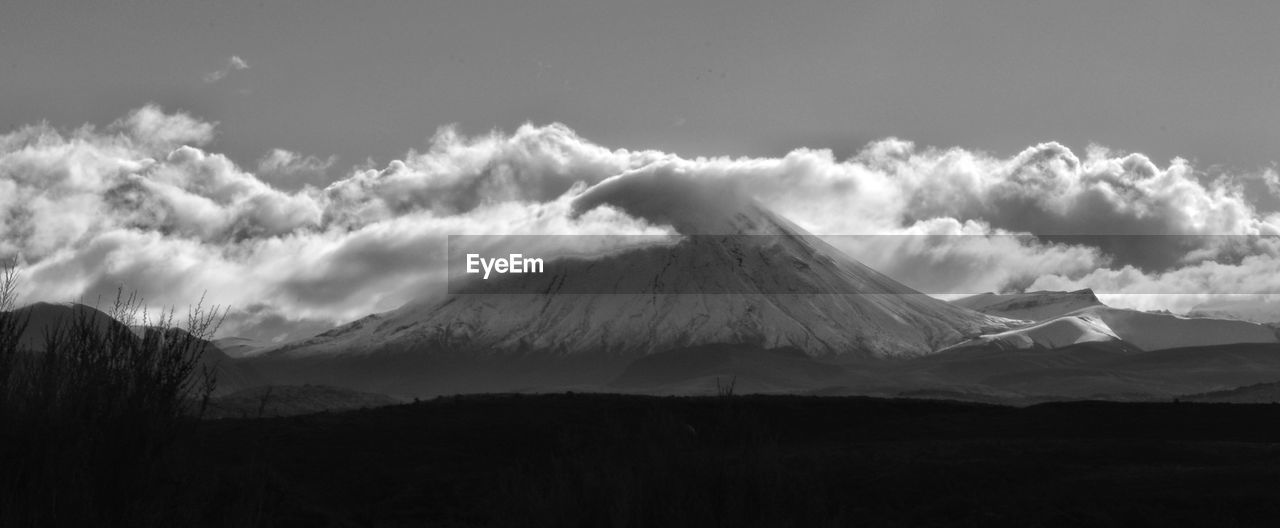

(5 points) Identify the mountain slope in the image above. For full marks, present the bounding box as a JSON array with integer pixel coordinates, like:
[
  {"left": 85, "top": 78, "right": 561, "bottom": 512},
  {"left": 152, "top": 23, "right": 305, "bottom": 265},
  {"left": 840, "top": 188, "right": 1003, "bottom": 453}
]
[
  {"left": 609, "top": 344, "right": 852, "bottom": 394},
  {"left": 204, "top": 385, "right": 403, "bottom": 419}
]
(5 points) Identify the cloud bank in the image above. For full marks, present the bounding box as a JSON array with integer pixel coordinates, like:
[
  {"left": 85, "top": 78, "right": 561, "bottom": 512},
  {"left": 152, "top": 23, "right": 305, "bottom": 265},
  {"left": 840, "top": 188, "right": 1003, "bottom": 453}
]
[{"left": 3, "top": 105, "right": 1280, "bottom": 341}]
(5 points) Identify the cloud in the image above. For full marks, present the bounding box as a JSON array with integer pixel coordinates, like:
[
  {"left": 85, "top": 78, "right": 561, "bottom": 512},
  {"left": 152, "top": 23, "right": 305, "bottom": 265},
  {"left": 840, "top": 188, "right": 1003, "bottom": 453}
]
[
  {"left": 566, "top": 139, "right": 1280, "bottom": 294},
  {"left": 5, "top": 107, "right": 1280, "bottom": 339},
  {"left": 256, "top": 148, "right": 336, "bottom": 183},
  {"left": 1263, "top": 168, "right": 1280, "bottom": 196},
  {"left": 203, "top": 55, "right": 249, "bottom": 83},
  {"left": 834, "top": 218, "right": 1110, "bottom": 296},
  {"left": 112, "top": 105, "right": 217, "bottom": 153},
  {"left": 1027, "top": 248, "right": 1280, "bottom": 316},
  {"left": 0, "top": 114, "right": 670, "bottom": 339},
  {"left": 1187, "top": 295, "right": 1280, "bottom": 324}
]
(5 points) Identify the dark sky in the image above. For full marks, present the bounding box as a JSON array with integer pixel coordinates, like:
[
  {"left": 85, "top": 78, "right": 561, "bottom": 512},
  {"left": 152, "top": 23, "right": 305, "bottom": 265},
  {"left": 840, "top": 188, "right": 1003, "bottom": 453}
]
[{"left": 4, "top": 0, "right": 1280, "bottom": 183}]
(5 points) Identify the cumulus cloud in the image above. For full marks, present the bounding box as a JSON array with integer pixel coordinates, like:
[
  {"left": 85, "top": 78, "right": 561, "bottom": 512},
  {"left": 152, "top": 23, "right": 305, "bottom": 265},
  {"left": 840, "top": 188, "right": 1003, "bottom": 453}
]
[
  {"left": 565, "top": 138, "right": 1280, "bottom": 296},
  {"left": 0, "top": 113, "right": 671, "bottom": 340},
  {"left": 203, "top": 55, "right": 249, "bottom": 83},
  {"left": 5, "top": 106, "right": 1280, "bottom": 340}
]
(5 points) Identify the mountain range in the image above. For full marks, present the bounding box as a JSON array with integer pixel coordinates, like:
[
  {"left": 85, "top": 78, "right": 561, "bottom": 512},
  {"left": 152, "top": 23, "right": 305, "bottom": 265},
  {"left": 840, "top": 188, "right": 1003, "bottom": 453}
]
[{"left": 7, "top": 195, "right": 1280, "bottom": 401}]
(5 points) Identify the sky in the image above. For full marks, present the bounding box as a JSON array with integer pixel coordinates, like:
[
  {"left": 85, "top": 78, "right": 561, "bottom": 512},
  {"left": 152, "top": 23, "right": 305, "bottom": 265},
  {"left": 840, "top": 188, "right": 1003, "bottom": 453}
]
[
  {"left": 5, "top": 0, "right": 1280, "bottom": 177},
  {"left": 3, "top": 0, "right": 1280, "bottom": 340}
]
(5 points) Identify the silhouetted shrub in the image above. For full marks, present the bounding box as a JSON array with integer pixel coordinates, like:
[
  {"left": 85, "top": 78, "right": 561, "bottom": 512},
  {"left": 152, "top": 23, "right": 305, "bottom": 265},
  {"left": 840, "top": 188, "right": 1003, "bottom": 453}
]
[{"left": 0, "top": 265, "right": 227, "bottom": 526}]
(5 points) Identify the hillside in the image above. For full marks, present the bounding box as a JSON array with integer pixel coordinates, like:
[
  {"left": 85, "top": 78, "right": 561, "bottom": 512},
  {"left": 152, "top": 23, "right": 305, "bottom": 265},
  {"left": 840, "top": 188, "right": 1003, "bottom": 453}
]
[{"left": 204, "top": 385, "right": 404, "bottom": 419}]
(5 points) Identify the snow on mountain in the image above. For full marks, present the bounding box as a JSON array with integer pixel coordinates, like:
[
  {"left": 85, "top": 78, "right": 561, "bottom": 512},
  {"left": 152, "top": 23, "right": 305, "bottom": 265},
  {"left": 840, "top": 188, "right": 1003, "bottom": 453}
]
[
  {"left": 1073, "top": 306, "right": 1279, "bottom": 351},
  {"left": 947, "top": 290, "right": 1280, "bottom": 352},
  {"left": 951, "top": 289, "right": 1103, "bottom": 322},
  {"left": 266, "top": 198, "right": 1013, "bottom": 360},
  {"left": 943, "top": 313, "right": 1121, "bottom": 351}
]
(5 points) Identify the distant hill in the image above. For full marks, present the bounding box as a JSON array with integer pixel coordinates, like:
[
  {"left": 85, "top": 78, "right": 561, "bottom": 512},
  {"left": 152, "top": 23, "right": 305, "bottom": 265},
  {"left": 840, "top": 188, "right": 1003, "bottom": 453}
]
[
  {"left": 212, "top": 336, "right": 269, "bottom": 358},
  {"left": 911, "top": 342, "right": 1280, "bottom": 399},
  {"left": 9, "top": 302, "right": 121, "bottom": 351},
  {"left": 609, "top": 343, "right": 854, "bottom": 394},
  {"left": 1182, "top": 381, "right": 1280, "bottom": 404},
  {"left": 2, "top": 302, "right": 263, "bottom": 395},
  {"left": 203, "top": 385, "right": 404, "bottom": 419}
]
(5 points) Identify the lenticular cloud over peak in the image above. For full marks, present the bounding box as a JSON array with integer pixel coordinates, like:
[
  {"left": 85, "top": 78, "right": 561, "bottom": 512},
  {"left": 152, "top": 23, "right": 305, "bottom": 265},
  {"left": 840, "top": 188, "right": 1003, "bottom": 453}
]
[{"left": 3, "top": 106, "right": 1280, "bottom": 341}]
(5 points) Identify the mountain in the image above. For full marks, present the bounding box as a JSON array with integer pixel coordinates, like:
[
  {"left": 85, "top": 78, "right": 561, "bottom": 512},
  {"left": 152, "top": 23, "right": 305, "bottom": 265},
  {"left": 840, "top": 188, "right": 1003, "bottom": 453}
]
[
  {"left": 941, "top": 312, "right": 1123, "bottom": 351},
  {"left": 3, "top": 302, "right": 262, "bottom": 394},
  {"left": 9, "top": 302, "right": 121, "bottom": 351},
  {"left": 271, "top": 205, "right": 1010, "bottom": 361},
  {"left": 951, "top": 289, "right": 1103, "bottom": 322},
  {"left": 251, "top": 199, "right": 1014, "bottom": 395},
  {"left": 1074, "top": 306, "right": 1279, "bottom": 351},
  {"left": 948, "top": 291, "right": 1280, "bottom": 352}
]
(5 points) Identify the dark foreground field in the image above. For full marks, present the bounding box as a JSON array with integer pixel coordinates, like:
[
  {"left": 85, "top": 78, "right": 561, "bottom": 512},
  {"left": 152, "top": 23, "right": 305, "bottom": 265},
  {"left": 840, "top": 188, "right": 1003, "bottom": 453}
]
[{"left": 192, "top": 394, "right": 1280, "bottom": 527}]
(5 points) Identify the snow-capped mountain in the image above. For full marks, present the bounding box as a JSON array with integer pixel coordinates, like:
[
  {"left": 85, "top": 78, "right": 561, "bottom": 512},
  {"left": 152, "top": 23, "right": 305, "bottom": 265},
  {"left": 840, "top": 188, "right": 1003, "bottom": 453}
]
[
  {"left": 1073, "top": 306, "right": 1279, "bottom": 351},
  {"left": 266, "top": 201, "right": 1012, "bottom": 361},
  {"left": 947, "top": 291, "right": 1280, "bottom": 352},
  {"left": 951, "top": 289, "right": 1103, "bottom": 322}
]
